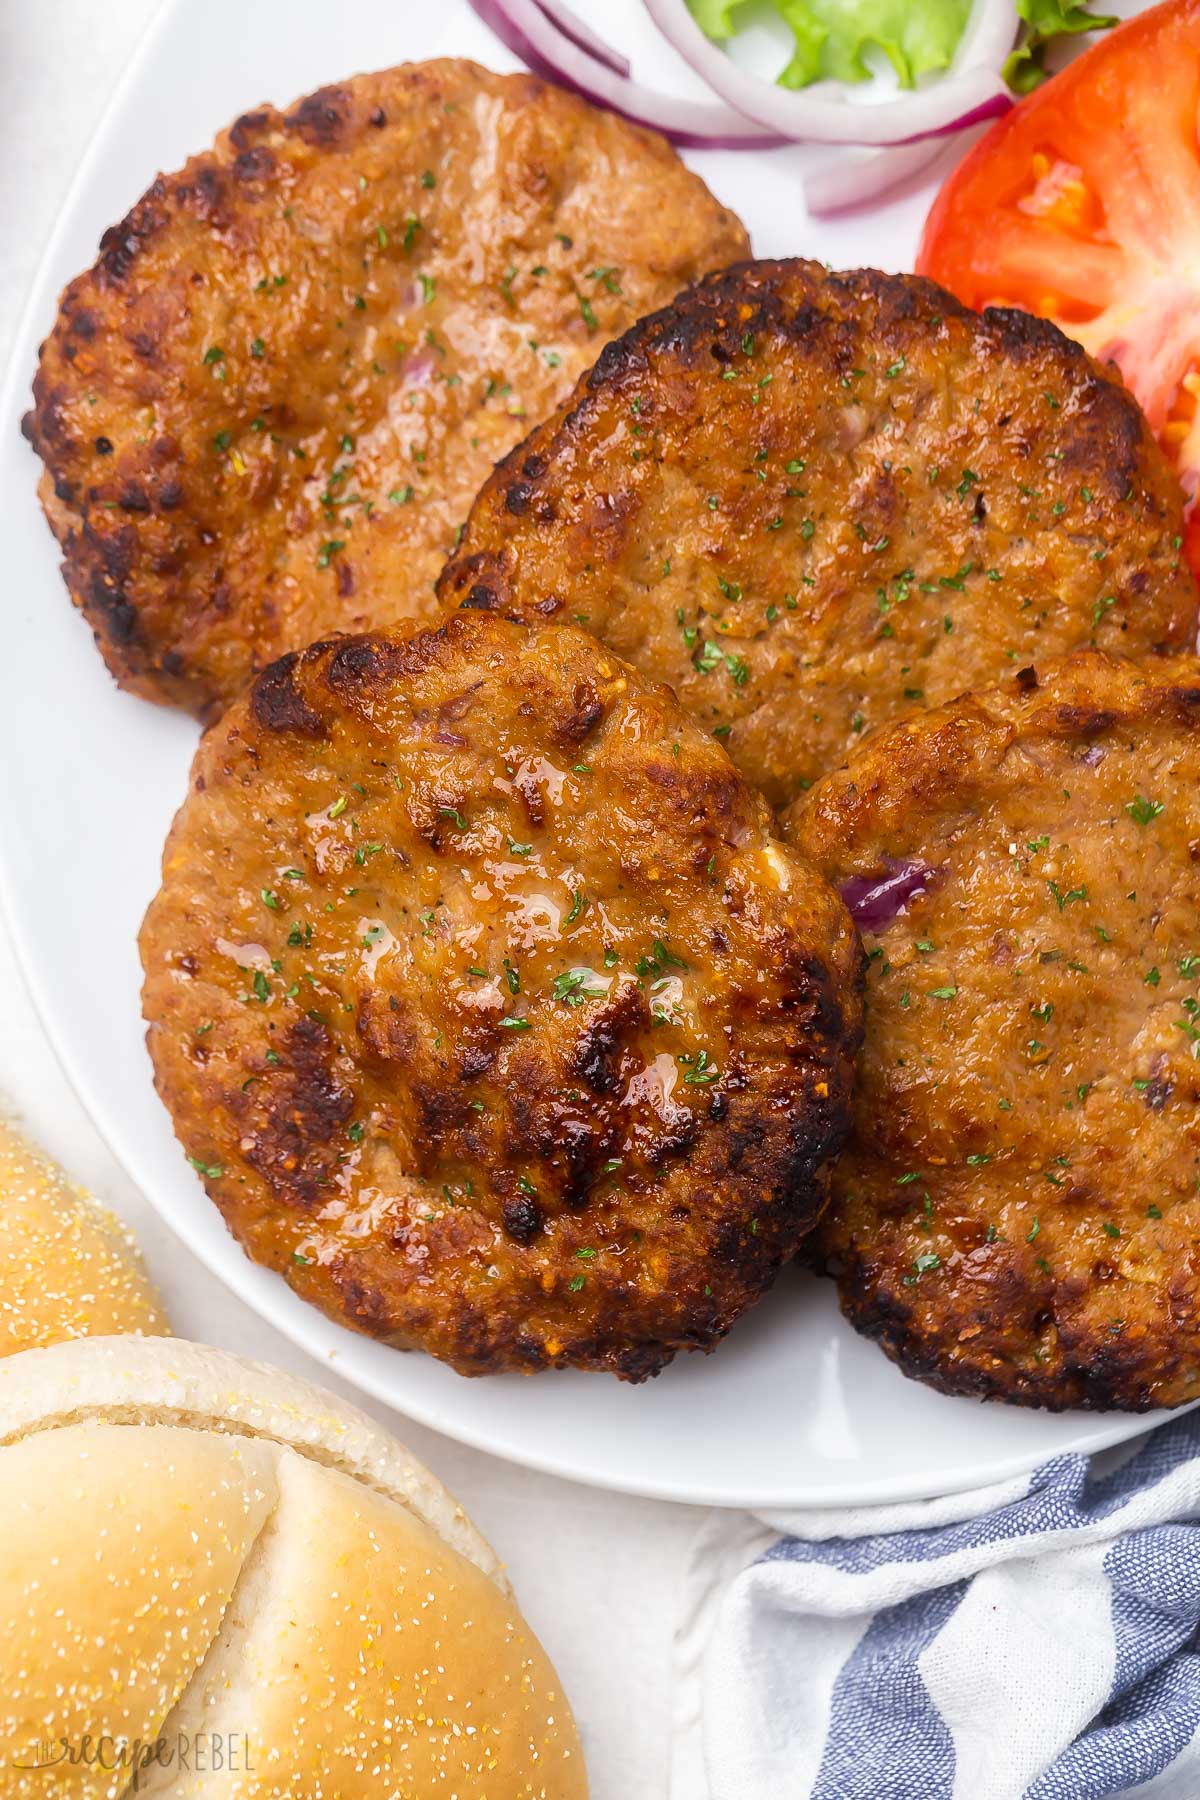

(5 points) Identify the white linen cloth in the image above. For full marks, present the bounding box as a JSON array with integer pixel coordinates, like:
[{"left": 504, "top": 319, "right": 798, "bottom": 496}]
[{"left": 674, "top": 1416, "right": 1200, "bottom": 1800}]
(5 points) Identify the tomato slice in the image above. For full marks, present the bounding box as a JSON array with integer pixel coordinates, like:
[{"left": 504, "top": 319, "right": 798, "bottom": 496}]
[{"left": 916, "top": 0, "right": 1200, "bottom": 576}]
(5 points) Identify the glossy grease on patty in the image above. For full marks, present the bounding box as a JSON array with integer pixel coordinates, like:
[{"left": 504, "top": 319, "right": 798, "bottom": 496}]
[
  {"left": 140, "top": 614, "right": 862, "bottom": 1378},
  {"left": 786, "top": 651, "right": 1200, "bottom": 1411},
  {"left": 25, "top": 59, "right": 747, "bottom": 719},
  {"left": 440, "top": 260, "right": 1198, "bottom": 808}
]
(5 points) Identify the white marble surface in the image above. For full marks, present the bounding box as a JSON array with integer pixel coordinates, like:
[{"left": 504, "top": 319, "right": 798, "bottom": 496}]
[{"left": 0, "top": 7, "right": 702, "bottom": 1793}]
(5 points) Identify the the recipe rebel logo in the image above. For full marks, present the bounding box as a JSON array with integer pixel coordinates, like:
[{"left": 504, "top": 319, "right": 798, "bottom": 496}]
[{"left": 13, "top": 1732, "right": 255, "bottom": 1789}]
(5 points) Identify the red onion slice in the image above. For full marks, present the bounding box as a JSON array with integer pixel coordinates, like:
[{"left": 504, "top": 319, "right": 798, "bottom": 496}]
[
  {"left": 401, "top": 348, "right": 438, "bottom": 387},
  {"left": 803, "top": 138, "right": 951, "bottom": 217},
  {"left": 534, "top": 0, "right": 631, "bottom": 77},
  {"left": 467, "top": 0, "right": 784, "bottom": 147},
  {"left": 643, "top": 0, "right": 1016, "bottom": 147},
  {"left": 840, "top": 859, "right": 940, "bottom": 933}
]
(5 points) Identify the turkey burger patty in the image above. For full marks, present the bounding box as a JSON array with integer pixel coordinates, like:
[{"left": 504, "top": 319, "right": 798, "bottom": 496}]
[
  {"left": 141, "top": 612, "right": 863, "bottom": 1379},
  {"left": 26, "top": 59, "right": 748, "bottom": 718},
  {"left": 441, "top": 259, "right": 1197, "bottom": 808},
  {"left": 787, "top": 650, "right": 1200, "bottom": 1411}
]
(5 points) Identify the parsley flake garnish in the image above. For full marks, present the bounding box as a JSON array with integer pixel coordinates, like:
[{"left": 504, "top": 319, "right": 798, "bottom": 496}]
[
  {"left": 188, "top": 1155, "right": 224, "bottom": 1179},
  {"left": 1125, "top": 795, "right": 1165, "bottom": 827},
  {"left": 682, "top": 1049, "right": 719, "bottom": 1086}
]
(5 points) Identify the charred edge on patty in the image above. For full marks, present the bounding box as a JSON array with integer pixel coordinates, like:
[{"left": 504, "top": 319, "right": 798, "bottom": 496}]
[
  {"left": 250, "top": 650, "right": 328, "bottom": 738},
  {"left": 831, "top": 1252, "right": 1184, "bottom": 1413}
]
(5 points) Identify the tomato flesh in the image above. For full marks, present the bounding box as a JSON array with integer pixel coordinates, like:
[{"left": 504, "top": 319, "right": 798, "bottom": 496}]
[{"left": 917, "top": 0, "right": 1200, "bottom": 575}]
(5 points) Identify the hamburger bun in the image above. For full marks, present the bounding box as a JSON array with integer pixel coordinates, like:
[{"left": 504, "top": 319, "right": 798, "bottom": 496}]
[
  {"left": 0, "top": 1334, "right": 586, "bottom": 1797},
  {"left": 0, "top": 1119, "right": 167, "bottom": 1355}
]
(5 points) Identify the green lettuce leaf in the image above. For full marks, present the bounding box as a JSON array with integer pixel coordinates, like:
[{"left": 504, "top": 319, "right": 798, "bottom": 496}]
[
  {"left": 685, "top": 0, "right": 973, "bottom": 91},
  {"left": 778, "top": 0, "right": 972, "bottom": 89},
  {"left": 1003, "top": 0, "right": 1117, "bottom": 95},
  {"left": 685, "top": 0, "right": 757, "bottom": 39}
]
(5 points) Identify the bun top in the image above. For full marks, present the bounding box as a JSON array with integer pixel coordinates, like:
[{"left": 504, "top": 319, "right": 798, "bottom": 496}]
[
  {"left": 0, "top": 1120, "right": 167, "bottom": 1353},
  {"left": 0, "top": 1336, "right": 586, "bottom": 1798}
]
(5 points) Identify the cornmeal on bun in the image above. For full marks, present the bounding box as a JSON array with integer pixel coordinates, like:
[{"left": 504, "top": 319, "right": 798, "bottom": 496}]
[{"left": 0, "top": 1334, "right": 586, "bottom": 1797}]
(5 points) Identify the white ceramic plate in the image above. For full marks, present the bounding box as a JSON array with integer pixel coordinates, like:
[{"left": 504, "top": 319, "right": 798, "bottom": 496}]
[{"left": 0, "top": 0, "right": 1163, "bottom": 1506}]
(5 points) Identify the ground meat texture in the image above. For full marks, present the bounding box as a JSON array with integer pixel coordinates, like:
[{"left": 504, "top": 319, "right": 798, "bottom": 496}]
[
  {"left": 24, "top": 60, "right": 747, "bottom": 720},
  {"left": 785, "top": 650, "right": 1200, "bottom": 1411},
  {"left": 439, "top": 260, "right": 1198, "bottom": 809},
  {"left": 140, "top": 613, "right": 862, "bottom": 1379}
]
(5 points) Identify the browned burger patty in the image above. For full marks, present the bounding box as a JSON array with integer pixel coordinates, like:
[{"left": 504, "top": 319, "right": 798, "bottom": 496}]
[
  {"left": 25, "top": 61, "right": 747, "bottom": 720},
  {"left": 784, "top": 650, "right": 1200, "bottom": 1411},
  {"left": 440, "top": 260, "right": 1198, "bottom": 809},
  {"left": 140, "top": 612, "right": 862, "bottom": 1378}
]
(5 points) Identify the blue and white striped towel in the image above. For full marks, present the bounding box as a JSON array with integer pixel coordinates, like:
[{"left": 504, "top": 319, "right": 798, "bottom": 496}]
[{"left": 673, "top": 1413, "right": 1200, "bottom": 1800}]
